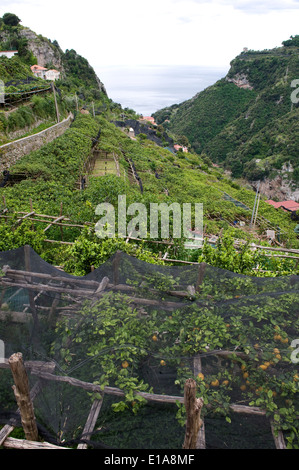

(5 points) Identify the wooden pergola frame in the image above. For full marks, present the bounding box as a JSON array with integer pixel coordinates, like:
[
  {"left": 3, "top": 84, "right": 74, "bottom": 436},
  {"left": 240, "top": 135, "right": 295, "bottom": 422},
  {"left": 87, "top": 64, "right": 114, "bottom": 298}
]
[{"left": 0, "top": 252, "right": 288, "bottom": 449}]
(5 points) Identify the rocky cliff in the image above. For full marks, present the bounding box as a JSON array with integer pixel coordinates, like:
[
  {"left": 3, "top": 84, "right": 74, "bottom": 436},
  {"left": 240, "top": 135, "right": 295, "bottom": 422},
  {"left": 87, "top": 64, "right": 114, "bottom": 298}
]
[
  {"left": 19, "top": 27, "right": 64, "bottom": 72},
  {"left": 0, "top": 24, "right": 107, "bottom": 94}
]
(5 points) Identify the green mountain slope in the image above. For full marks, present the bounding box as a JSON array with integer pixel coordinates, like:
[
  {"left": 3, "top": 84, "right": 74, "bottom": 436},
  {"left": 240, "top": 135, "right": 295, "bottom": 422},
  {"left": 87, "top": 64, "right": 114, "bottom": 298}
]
[
  {"left": 0, "top": 16, "right": 299, "bottom": 276},
  {"left": 153, "top": 36, "right": 299, "bottom": 186}
]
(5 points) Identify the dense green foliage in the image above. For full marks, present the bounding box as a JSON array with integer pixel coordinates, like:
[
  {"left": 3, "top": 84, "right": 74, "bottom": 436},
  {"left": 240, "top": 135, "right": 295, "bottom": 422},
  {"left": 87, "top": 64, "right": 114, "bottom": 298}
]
[
  {"left": 51, "top": 265, "right": 299, "bottom": 448},
  {"left": 2, "top": 13, "right": 21, "bottom": 27},
  {"left": 0, "top": 14, "right": 37, "bottom": 65},
  {"left": 154, "top": 80, "right": 255, "bottom": 154},
  {"left": 153, "top": 39, "right": 299, "bottom": 184},
  {"left": 0, "top": 93, "right": 67, "bottom": 144},
  {"left": 62, "top": 49, "right": 103, "bottom": 92},
  {"left": 0, "top": 55, "right": 33, "bottom": 82},
  {"left": 1, "top": 112, "right": 299, "bottom": 271},
  {"left": 0, "top": 21, "right": 298, "bottom": 449}
]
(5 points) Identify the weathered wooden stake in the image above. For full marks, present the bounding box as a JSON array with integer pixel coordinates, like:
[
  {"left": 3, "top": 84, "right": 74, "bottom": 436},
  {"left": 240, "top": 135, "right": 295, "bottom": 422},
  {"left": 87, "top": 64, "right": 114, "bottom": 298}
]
[
  {"left": 183, "top": 378, "right": 204, "bottom": 449},
  {"left": 193, "top": 356, "right": 206, "bottom": 449},
  {"left": 195, "top": 262, "right": 206, "bottom": 294},
  {"left": 8, "top": 352, "right": 39, "bottom": 442}
]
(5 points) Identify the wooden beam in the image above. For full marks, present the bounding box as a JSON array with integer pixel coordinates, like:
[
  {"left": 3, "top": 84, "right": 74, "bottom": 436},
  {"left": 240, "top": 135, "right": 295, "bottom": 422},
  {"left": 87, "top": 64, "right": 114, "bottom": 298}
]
[
  {"left": 2, "top": 437, "right": 68, "bottom": 449},
  {"left": 44, "top": 216, "right": 65, "bottom": 232}
]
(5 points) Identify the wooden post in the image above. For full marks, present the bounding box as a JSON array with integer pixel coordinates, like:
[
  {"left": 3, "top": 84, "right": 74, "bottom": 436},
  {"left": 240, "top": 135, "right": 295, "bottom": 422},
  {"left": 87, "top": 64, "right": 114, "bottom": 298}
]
[
  {"left": 195, "top": 262, "right": 206, "bottom": 294},
  {"left": 113, "top": 251, "right": 121, "bottom": 285},
  {"left": 183, "top": 378, "right": 204, "bottom": 449},
  {"left": 60, "top": 202, "right": 64, "bottom": 241},
  {"left": 2, "top": 195, "right": 7, "bottom": 223},
  {"left": 24, "top": 245, "right": 41, "bottom": 349},
  {"left": 270, "top": 421, "right": 286, "bottom": 449},
  {"left": 193, "top": 356, "right": 206, "bottom": 449},
  {"left": 51, "top": 82, "right": 60, "bottom": 123},
  {"left": 77, "top": 397, "right": 103, "bottom": 449},
  {"left": 8, "top": 353, "right": 39, "bottom": 442}
]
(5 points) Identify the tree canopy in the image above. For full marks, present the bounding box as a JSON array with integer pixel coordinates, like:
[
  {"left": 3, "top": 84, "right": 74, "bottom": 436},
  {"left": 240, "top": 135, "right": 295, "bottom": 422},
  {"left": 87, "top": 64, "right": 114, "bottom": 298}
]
[{"left": 2, "top": 12, "right": 21, "bottom": 27}]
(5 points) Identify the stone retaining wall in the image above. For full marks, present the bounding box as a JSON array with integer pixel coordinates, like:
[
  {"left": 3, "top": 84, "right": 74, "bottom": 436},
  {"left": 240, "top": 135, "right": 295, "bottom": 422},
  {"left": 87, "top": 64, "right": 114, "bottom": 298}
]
[{"left": 0, "top": 113, "right": 73, "bottom": 172}]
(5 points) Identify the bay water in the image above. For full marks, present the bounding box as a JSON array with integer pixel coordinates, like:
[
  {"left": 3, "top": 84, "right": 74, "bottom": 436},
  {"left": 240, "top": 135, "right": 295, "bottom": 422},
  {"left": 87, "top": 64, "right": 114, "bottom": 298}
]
[{"left": 96, "top": 64, "right": 229, "bottom": 116}]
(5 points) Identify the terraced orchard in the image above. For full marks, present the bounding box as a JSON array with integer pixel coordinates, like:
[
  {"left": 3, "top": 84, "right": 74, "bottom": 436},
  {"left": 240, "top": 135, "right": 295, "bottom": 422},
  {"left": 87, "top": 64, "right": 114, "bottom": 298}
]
[{"left": 91, "top": 150, "right": 120, "bottom": 177}]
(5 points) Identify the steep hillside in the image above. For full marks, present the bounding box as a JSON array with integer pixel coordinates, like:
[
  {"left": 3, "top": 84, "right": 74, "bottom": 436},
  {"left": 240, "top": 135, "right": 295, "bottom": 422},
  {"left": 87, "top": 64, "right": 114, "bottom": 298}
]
[
  {"left": 0, "top": 13, "right": 106, "bottom": 94},
  {"left": 153, "top": 36, "right": 299, "bottom": 194},
  {"left": 0, "top": 16, "right": 299, "bottom": 277},
  {"left": 0, "top": 13, "right": 112, "bottom": 145}
]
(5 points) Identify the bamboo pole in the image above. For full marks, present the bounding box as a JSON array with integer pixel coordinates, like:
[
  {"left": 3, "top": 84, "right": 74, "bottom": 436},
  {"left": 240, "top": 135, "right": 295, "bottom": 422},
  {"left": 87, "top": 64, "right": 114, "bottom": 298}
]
[
  {"left": 8, "top": 352, "right": 39, "bottom": 442},
  {"left": 182, "top": 378, "right": 204, "bottom": 449}
]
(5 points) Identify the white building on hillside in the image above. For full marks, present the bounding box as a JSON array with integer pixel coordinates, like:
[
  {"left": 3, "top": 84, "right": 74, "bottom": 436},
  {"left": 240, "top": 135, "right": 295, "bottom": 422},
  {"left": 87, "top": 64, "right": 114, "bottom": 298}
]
[
  {"left": 44, "top": 69, "right": 60, "bottom": 81},
  {"left": 31, "top": 64, "right": 48, "bottom": 78},
  {"left": 0, "top": 50, "right": 18, "bottom": 58},
  {"left": 31, "top": 65, "right": 60, "bottom": 81}
]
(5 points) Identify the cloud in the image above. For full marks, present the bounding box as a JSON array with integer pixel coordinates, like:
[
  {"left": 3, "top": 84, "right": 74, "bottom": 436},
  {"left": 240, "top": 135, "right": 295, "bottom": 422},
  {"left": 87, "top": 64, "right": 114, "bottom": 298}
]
[
  {"left": 0, "top": 0, "right": 298, "bottom": 68},
  {"left": 187, "top": 0, "right": 299, "bottom": 13}
]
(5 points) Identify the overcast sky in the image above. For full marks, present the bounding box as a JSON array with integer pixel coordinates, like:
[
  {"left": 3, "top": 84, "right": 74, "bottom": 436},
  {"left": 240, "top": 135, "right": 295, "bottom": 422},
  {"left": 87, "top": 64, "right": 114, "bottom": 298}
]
[{"left": 1, "top": 0, "right": 298, "bottom": 69}]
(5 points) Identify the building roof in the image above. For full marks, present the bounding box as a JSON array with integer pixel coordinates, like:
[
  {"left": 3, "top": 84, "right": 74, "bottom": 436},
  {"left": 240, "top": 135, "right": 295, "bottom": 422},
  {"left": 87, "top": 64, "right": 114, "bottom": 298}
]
[
  {"left": 266, "top": 200, "right": 299, "bottom": 212},
  {"left": 0, "top": 50, "right": 18, "bottom": 53},
  {"left": 31, "top": 65, "right": 47, "bottom": 71}
]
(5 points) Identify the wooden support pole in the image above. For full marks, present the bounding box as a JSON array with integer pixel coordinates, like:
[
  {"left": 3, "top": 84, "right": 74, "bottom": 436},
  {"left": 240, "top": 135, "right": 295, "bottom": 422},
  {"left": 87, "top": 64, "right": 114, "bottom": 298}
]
[
  {"left": 0, "top": 380, "right": 44, "bottom": 446},
  {"left": 195, "top": 262, "right": 206, "bottom": 294},
  {"left": 193, "top": 356, "right": 206, "bottom": 449},
  {"left": 270, "top": 421, "right": 286, "bottom": 449},
  {"left": 182, "top": 378, "right": 204, "bottom": 449},
  {"left": 51, "top": 82, "right": 60, "bottom": 123},
  {"left": 8, "top": 352, "right": 39, "bottom": 442},
  {"left": 113, "top": 251, "right": 122, "bottom": 285},
  {"left": 24, "top": 245, "right": 40, "bottom": 342},
  {"left": 77, "top": 397, "right": 103, "bottom": 449}
]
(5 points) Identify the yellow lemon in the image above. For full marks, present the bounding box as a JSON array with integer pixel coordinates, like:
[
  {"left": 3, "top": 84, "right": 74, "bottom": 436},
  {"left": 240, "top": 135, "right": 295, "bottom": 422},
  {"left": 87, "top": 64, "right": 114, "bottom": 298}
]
[{"left": 211, "top": 379, "right": 219, "bottom": 387}]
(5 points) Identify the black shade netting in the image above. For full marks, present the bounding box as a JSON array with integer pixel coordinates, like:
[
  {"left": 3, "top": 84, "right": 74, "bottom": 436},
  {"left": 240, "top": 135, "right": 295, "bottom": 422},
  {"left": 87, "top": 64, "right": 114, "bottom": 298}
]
[{"left": 0, "top": 246, "right": 298, "bottom": 449}]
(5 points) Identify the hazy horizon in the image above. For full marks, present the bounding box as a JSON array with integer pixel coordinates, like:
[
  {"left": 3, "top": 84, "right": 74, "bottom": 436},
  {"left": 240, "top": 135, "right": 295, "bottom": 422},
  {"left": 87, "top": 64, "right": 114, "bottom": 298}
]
[{"left": 96, "top": 64, "right": 229, "bottom": 116}]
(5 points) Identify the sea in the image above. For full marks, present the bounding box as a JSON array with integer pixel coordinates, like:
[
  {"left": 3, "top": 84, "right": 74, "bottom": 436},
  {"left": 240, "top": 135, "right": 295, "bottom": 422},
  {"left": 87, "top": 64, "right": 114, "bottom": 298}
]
[{"left": 96, "top": 64, "right": 229, "bottom": 116}]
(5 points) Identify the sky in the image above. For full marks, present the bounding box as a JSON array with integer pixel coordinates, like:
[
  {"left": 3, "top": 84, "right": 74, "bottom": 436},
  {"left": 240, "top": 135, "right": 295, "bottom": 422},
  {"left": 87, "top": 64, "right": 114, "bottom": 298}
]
[
  {"left": 1, "top": 0, "right": 298, "bottom": 113},
  {"left": 1, "top": 0, "right": 298, "bottom": 69}
]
